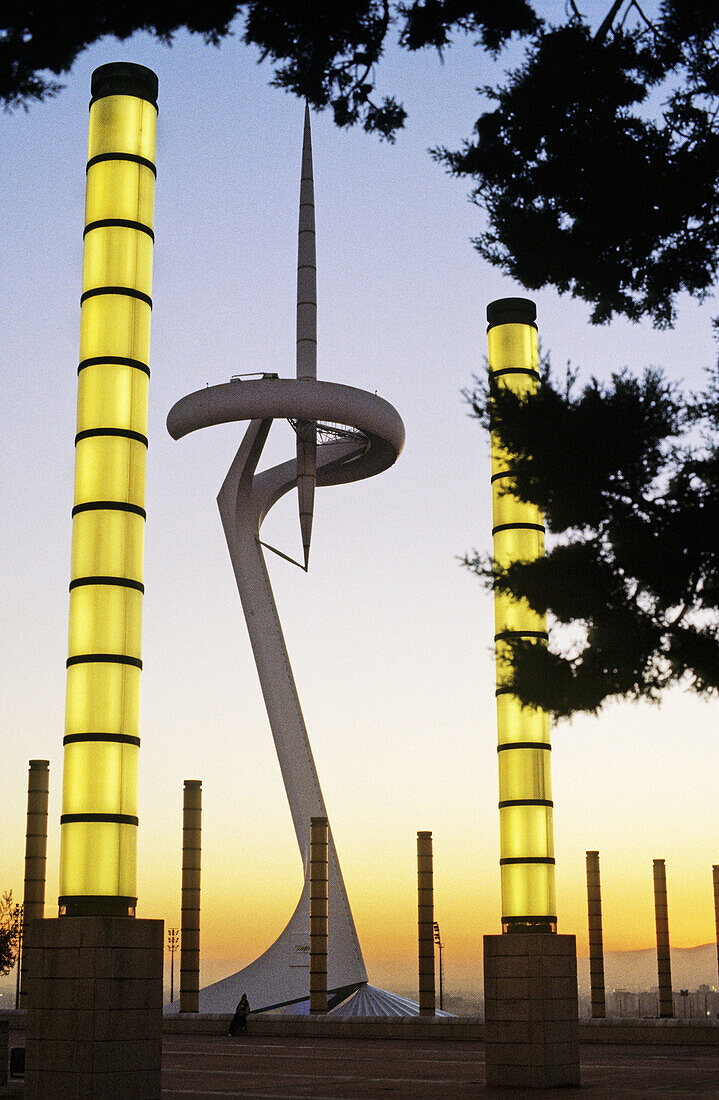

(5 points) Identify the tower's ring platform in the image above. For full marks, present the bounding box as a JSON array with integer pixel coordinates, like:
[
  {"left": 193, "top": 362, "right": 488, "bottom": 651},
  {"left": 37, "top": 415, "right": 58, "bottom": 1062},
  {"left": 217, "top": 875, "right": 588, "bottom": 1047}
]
[{"left": 167, "top": 377, "right": 405, "bottom": 483}]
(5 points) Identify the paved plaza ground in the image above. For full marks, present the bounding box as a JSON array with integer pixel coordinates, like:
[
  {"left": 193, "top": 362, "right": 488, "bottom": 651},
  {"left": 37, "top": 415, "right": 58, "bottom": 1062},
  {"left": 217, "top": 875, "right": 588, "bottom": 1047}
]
[
  {"left": 3, "top": 1029, "right": 718, "bottom": 1097},
  {"left": 160, "top": 1034, "right": 719, "bottom": 1098}
]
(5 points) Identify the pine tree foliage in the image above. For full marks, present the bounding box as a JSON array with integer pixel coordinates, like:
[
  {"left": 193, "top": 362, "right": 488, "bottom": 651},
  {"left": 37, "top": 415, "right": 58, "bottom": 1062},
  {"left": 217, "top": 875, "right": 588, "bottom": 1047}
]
[
  {"left": 464, "top": 363, "right": 719, "bottom": 717},
  {"left": 0, "top": 1, "right": 536, "bottom": 137},
  {"left": 2, "top": 3, "right": 717, "bottom": 322},
  {"left": 434, "top": 3, "right": 719, "bottom": 326}
]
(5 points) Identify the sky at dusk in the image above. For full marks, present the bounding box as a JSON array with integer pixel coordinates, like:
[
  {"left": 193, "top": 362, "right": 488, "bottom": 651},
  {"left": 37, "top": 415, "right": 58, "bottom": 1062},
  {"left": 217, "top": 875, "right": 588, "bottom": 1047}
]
[{"left": 2, "top": 12, "right": 718, "bottom": 999}]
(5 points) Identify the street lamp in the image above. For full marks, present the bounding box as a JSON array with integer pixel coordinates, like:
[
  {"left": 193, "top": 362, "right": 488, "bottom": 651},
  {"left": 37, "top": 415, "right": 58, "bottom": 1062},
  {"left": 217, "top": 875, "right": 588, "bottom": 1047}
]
[
  {"left": 433, "top": 921, "right": 444, "bottom": 1012},
  {"left": 167, "top": 928, "right": 180, "bottom": 1003}
]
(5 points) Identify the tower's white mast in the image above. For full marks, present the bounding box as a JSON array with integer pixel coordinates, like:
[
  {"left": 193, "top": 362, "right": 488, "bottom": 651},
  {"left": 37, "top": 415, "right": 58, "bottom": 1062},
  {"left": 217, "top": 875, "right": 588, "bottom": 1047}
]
[{"left": 296, "top": 102, "right": 317, "bottom": 568}]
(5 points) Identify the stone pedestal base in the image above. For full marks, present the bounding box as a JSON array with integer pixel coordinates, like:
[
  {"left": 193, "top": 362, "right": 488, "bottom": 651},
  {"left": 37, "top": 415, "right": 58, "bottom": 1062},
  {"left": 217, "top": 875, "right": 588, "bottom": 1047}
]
[
  {"left": 24, "top": 916, "right": 163, "bottom": 1100},
  {"left": 484, "top": 933, "right": 580, "bottom": 1089}
]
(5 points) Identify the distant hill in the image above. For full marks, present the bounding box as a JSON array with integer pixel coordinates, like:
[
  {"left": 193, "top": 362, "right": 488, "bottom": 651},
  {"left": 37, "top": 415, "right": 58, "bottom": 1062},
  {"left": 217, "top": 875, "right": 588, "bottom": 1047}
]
[
  {"left": 578, "top": 943, "right": 718, "bottom": 994},
  {"left": 400, "top": 942, "right": 719, "bottom": 1001}
]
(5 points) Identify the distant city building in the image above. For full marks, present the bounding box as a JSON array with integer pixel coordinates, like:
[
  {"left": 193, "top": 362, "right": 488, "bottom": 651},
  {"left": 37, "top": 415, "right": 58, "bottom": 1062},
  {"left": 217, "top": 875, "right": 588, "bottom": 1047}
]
[{"left": 588, "top": 988, "right": 719, "bottom": 1019}]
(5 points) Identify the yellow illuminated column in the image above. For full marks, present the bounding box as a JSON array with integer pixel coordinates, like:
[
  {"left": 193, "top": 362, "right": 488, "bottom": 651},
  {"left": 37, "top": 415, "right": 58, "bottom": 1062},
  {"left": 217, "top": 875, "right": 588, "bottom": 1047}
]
[
  {"left": 487, "top": 297, "right": 556, "bottom": 934},
  {"left": 59, "top": 62, "right": 158, "bottom": 918},
  {"left": 713, "top": 866, "right": 719, "bottom": 992}
]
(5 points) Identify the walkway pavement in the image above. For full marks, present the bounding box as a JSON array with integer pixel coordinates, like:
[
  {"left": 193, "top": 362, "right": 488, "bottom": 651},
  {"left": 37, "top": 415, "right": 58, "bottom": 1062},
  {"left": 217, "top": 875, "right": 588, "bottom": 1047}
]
[{"left": 161, "top": 1034, "right": 719, "bottom": 1098}]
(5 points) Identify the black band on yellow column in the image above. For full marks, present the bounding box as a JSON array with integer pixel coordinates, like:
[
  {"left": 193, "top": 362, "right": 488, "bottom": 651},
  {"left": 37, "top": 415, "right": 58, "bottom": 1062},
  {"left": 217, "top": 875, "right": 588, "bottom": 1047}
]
[
  {"left": 64, "top": 733, "right": 141, "bottom": 747},
  {"left": 75, "top": 428, "right": 149, "bottom": 446},
  {"left": 490, "top": 367, "right": 540, "bottom": 380},
  {"left": 83, "top": 219, "right": 155, "bottom": 240},
  {"left": 499, "top": 799, "right": 554, "bottom": 808},
  {"left": 78, "top": 356, "right": 150, "bottom": 376},
  {"left": 503, "top": 916, "right": 557, "bottom": 930},
  {"left": 492, "top": 522, "right": 545, "bottom": 535},
  {"left": 59, "top": 895, "right": 137, "bottom": 918},
  {"left": 66, "top": 654, "right": 143, "bottom": 669},
  {"left": 494, "top": 630, "right": 548, "bottom": 642},
  {"left": 86, "top": 152, "right": 157, "bottom": 175},
  {"left": 486, "top": 296, "right": 537, "bottom": 330},
  {"left": 72, "top": 501, "right": 147, "bottom": 518},
  {"left": 80, "top": 287, "right": 153, "bottom": 308},
  {"left": 90, "top": 62, "right": 158, "bottom": 108},
  {"left": 497, "top": 742, "right": 552, "bottom": 751},
  {"left": 61, "top": 813, "right": 139, "bottom": 825},
  {"left": 69, "top": 576, "right": 145, "bottom": 593},
  {"left": 500, "top": 857, "right": 556, "bottom": 865}
]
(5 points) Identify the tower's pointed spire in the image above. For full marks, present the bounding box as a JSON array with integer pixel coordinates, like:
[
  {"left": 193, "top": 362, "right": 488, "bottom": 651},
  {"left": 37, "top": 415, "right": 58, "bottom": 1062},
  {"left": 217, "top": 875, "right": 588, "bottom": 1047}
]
[
  {"left": 297, "top": 101, "right": 317, "bottom": 381},
  {"left": 296, "top": 101, "right": 317, "bottom": 568}
]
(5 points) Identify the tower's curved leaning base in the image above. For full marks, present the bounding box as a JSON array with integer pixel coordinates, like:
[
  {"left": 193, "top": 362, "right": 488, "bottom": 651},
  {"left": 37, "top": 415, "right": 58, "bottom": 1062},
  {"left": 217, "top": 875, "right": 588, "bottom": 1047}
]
[
  {"left": 167, "top": 379, "right": 404, "bottom": 1013},
  {"left": 189, "top": 863, "right": 364, "bottom": 1014}
]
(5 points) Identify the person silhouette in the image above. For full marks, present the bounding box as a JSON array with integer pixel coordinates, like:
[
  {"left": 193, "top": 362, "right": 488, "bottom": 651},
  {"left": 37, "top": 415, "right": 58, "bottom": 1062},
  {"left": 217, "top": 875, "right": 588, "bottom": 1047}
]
[{"left": 228, "top": 993, "right": 250, "bottom": 1036}]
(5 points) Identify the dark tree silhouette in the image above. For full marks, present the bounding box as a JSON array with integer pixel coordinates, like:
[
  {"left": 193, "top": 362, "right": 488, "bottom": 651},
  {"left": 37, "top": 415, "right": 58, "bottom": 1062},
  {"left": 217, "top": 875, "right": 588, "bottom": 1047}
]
[
  {"left": 3, "top": 3, "right": 717, "bottom": 323},
  {"left": 0, "top": 892, "right": 19, "bottom": 976},
  {"left": 464, "top": 361, "right": 719, "bottom": 717},
  {"left": 0, "top": 1, "right": 535, "bottom": 137},
  {"left": 434, "top": 8, "right": 719, "bottom": 327}
]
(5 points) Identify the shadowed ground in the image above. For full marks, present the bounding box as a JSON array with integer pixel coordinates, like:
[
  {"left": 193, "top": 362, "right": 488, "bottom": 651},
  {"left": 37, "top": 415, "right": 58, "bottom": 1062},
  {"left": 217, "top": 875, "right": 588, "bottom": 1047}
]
[
  {"left": 2, "top": 1027, "right": 718, "bottom": 1097},
  {"left": 160, "top": 1035, "right": 719, "bottom": 1098}
]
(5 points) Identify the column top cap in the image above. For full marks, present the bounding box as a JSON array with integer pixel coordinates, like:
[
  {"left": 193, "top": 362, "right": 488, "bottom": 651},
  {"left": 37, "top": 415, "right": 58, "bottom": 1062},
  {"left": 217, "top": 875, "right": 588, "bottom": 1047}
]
[
  {"left": 29, "top": 759, "right": 49, "bottom": 769},
  {"left": 91, "top": 63, "right": 158, "bottom": 108},
  {"left": 184, "top": 779, "right": 202, "bottom": 788},
  {"left": 486, "top": 297, "right": 537, "bottom": 329}
]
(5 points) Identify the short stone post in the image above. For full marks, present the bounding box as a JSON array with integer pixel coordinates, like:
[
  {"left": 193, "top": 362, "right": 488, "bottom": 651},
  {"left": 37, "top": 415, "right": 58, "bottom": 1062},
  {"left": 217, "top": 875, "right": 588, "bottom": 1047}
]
[
  {"left": 653, "top": 859, "right": 673, "bottom": 1018},
  {"left": 586, "top": 851, "right": 606, "bottom": 1018},
  {"left": 417, "top": 830, "right": 435, "bottom": 1016},
  {"left": 180, "top": 780, "right": 202, "bottom": 1013},
  {"left": 20, "top": 760, "right": 49, "bottom": 1007},
  {"left": 309, "top": 816, "right": 328, "bottom": 1013}
]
